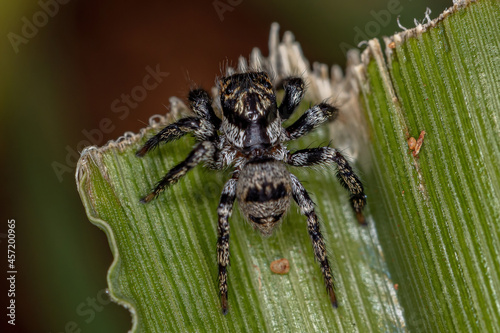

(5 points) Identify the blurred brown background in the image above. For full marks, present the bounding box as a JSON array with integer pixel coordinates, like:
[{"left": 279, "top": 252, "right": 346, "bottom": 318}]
[{"left": 0, "top": 0, "right": 449, "bottom": 331}]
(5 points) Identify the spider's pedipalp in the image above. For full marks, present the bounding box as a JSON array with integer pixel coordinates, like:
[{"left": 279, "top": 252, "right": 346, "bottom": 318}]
[
  {"left": 289, "top": 173, "right": 337, "bottom": 307},
  {"left": 278, "top": 77, "right": 305, "bottom": 121},
  {"left": 140, "top": 141, "right": 216, "bottom": 203},
  {"left": 217, "top": 175, "right": 238, "bottom": 315},
  {"left": 284, "top": 103, "right": 338, "bottom": 141},
  {"left": 188, "top": 88, "right": 221, "bottom": 129},
  {"left": 287, "top": 147, "right": 366, "bottom": 223}
]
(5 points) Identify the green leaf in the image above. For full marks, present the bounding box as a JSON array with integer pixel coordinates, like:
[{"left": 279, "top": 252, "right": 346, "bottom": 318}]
[{"left": 354, "top": 0, "right": 500, "bottom": 331}]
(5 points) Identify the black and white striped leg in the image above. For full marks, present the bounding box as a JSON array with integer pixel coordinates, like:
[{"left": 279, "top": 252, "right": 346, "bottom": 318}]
[
  {"left": 217, "top": 174, "right": 238, "bottom": 314},
  {"left": 136, "top": 117, "right": 202, "bottom": 157},
  {"left": 137, "top": 89, "right": 220, "bottom": 157},
  {"left": 140, "top": 141, "right": 215, "bottom": 203},
  {"left": 287, "top": 147, "right": 366, "bottom": 223},
  {"left": 290, "top": 173, "right": 337, "bottom": 307},
  {"left": 188, "top": 89, "right": 221, "bottom": 130},
  {"left": 284, "top": 103, "right": 338, "bottom": 141},
  {"left": 278, "top": 77, "right": 305, "bottom": 121}
]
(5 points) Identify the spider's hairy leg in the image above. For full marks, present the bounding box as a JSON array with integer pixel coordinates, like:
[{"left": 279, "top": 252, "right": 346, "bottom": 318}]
[
  {"left": 278, "top": 77, "right": 305, "bottom": 121},
  {"left": 136, "top": 117, "right": 201, "bottom": 157},
  {"left": 287, "top": 147, "right": 366, "bottom": 224},
  {"left": 137, "top": 89, "right": 219, "bottom": 157},
  {"left": 284, "top": 103, "right": 338, "bottom": 141},
  {"left": 140, "top": 141, "right": 215, "bottom": 203},
  {"left": 217, "top": 174, "right": 237, "bottom": 315},
  {"left": 289, "top": 173, "right": 337, "bottom": 307},
  {"left": 188, "top": 89, "right": 221, "bottom": 129}
]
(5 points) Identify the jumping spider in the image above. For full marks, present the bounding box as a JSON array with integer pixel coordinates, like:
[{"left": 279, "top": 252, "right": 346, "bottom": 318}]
[{"left": 136, "top": 71, "right": 366, "bottom": 314}]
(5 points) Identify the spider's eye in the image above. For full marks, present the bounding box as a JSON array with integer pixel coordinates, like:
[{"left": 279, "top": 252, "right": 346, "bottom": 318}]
[
  {"left": 225, "top": 85, "right": 234, "bottom": 94},
  {"left": 261, "top": 79, "right": 272, "bottom": 90}
]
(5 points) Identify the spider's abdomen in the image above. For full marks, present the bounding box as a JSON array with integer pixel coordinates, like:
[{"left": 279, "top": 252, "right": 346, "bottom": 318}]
[{"left": 236, "top": 158, "right": 291, "bottom": 236}]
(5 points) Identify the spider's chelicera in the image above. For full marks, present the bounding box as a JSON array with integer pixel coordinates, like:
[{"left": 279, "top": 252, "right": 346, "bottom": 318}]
[{"left": 136, "top": 71, "right": 366, "bottom": 314}]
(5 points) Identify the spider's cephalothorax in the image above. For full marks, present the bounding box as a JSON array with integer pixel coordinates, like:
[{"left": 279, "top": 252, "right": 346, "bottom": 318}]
[
  {"left": 219, "top": 72, "right": 280, "bottom": 152},
  {"left": 136, "top": 71, "right": 366, "bottom": 314}
]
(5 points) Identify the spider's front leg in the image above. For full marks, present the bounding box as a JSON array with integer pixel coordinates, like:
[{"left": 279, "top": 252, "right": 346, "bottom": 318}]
[
  {"left": 136, "top": 89, "right": 220, "bottom": 157},
  {"left": 284, "top": 103, "right": 338, "bottom": 141},
  {"left": 289, "top": 173, "right": 337, "bottom": 307},
  {"left": 217, "top": 174, "right": 238, "bottom": 314},
  {"left": 140, "top": 141, "right": 215, "bottom": 203},
  {"left": 287, "top": 147, "right": 366, "bottom": 223}
]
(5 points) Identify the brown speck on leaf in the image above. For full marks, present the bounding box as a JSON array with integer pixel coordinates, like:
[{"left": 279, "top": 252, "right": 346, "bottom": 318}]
[
  {"left": 408, "top": 137, "right": 417, "bottom": 150},
  {"left": 408, "top": 131, "right": 426, "bottom": 156},
  {"left": 413, "top": 131, "right": 426, "bottom": 157},
  {"left": 394, "top": 283, "right": 399, "bottom": 290},
  {"left": 388, "top": 41, "right": 396, "bottom": 49},
  {"left": 270, "top": 258, "right": 290, "bottom": 274}
]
